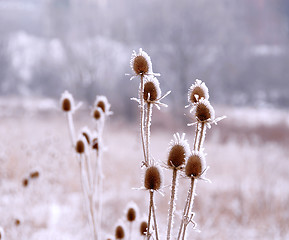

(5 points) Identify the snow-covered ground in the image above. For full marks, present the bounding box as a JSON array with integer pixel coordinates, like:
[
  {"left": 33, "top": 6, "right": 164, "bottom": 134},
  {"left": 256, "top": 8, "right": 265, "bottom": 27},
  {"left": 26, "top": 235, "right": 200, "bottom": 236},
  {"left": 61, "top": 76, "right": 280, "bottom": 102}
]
[{"left": 0, "top": 101, "right": 288, "bottom": 240}]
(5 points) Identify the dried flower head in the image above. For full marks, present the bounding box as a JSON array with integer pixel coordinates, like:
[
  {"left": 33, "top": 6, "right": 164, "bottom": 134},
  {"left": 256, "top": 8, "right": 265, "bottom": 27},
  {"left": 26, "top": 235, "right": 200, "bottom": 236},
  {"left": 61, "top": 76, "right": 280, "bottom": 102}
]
[
  {"left": 115, "top": 224, "right": 125, "bottom": 239},
  {"left": 188, "top": 79, "right": 209, "bottom": 104},
  {"left": 139, "top": 221, "right": 148, "bottom": 236},
  {"left": 195, "top": 99, "right": 215, "bottom": 122},
  {"left": 144, "top": 165, "right": 162, "bottom": 191},
  {"left": 143, "top": 77, "right": 161, "bottom": 102},
  {"left": 15, "top": 219, "right": 21, "bottom": 226},
  {"left": 167, "top": 133, "right": 190, "bottom": 169},
  {"left": 75, "top": 136, "right": 86, "bottom": 154},
  {"left": 94, "top": 96, "right": 112, "bottom": 116},
  {"left": 126, "top": 202, "right": 139, "bottom": 222},
  {"left": 130, "top": 48, "right": 153, "bottom": 76},
  {"left": 22, "top": 178, "right": 29, "bottom": 187},
  {"left": 60, "top": 91, "right": 75, "bottom": 112},
  {"left": 30, "top": 171, "right": 39, "bottom": 179},
  {"left": 185, "top": 151, "right": 206, "bottom": 178},
  {"left": 92, "top": 137, "right": 99, "bottom": 151}
]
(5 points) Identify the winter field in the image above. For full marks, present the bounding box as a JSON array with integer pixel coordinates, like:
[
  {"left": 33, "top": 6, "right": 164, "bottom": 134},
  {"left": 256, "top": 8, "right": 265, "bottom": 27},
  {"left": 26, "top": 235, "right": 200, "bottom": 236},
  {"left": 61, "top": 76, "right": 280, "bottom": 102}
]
[{"left": 0, "top": 98, "right": 288, "bottom": 240}]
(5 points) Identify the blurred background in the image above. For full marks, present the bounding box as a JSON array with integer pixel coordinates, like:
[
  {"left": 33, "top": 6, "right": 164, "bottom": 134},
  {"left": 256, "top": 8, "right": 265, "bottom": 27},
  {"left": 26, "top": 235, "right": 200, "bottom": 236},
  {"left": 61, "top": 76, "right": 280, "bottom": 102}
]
[{"left": 0, "top": 0, "right": 289, "bottom": 239}]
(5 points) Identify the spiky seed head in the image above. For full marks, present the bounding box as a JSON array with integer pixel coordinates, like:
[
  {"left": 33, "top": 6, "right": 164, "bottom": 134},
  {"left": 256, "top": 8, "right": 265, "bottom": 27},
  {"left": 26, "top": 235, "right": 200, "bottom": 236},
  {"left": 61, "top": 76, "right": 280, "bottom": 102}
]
[
  {"left": 60, "top": 91, "right": 75, "bottom": 112},
  {"left": 140, "top": 221, "right": 148, "bottom": 236},
  {"left": 75, "top": 138, "right": 85, "bottom": 154},
  {"left": 94, "top": 96, "right": 111, "bottom": 115},
  {"left": 130, "top": 49, "right": 152, "bottom": 75},
  {"left": 22, "top": 178, "right": 29, "bottom": 187},
  {"left": 195, "top": 99, "right": 215, "bottom": 122},
  {"left": 188, "top": 79, "right": 209, "bottom": 104},
  {"left": 185, "top": 152, "right": 206, "bottom": 178},
  {"left": 15, "top": 219, "right": 20, "bottom": 226},
  {"left": 92, "top": 138, "right": 99, "bottom": 151},
  {"left": 144, "top": 166, "right": 162, "bottom": 190},
  {"left": 81, "top": 127, "right": 91, "bottom": 145},
  {"left": 93, "top": 108, "right": 101, "bottom": 120},
  {"left": 127, "top": 208, "right": 136, "bottom": 222},
  {"left": 167, "top": 144, "right": 186, "bottom": 168},
  {"left": 143, "top": 77, "right": 161, "bottom": 102},
  {"left": 115, "top": 225, "right": 125, "bottom": 239},
  {"left": 30, "top": 171, "right": 39, "bottom": 179}
]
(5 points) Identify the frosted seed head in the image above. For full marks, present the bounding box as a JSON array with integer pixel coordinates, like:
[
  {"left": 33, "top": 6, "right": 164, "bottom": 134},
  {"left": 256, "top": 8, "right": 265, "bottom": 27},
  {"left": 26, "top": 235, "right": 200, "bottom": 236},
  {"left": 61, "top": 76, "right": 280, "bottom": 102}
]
[
  {"left": 15, "top": 219, "right": 21, "bottom": 226},
  {"left": 140, "top": 221, "right": 148, "bottom": 236},
  {"left": 195, "top": 99, "right": 215, "bottom": 122},
  {"left": 130, "top": 48, "right": 152, "bottom": 75},
  {"left": 185, "top": 152, "right": 206, "bottom": 178},
  {"left": 75, "top": 136, "right": 86, "bottom": 154},
  {"left": 94, "top": 96, "right": 111, "bottom": 115},
  {"left": 144, "top": 165, "right": 162, "bottom": 190},
  {"left": 60, "top": 91, "right": 75, "bottom": 112},
  {"left": 92, "top": 137, "right": 99, "bottom": 151},
  {"left": 126, "top": 201, "right": 139, "bottom": 222},
  {"left": 22, "top": 178, "right": 29, "bottom": 187},
  {"left": 143, "top": 77, "right": 161, "bottom": 102},
  {"left": 81, "top": 127, "right": 91, "bottom": 145},
  {"left": 188, "top": 79, "right": 209, "bottom": 104},
  {"left": 115, "top": 225, "right": 125, "bottom": 239},
  {"left": 30, "top": 171, "right": 39, "bottom": 179}
]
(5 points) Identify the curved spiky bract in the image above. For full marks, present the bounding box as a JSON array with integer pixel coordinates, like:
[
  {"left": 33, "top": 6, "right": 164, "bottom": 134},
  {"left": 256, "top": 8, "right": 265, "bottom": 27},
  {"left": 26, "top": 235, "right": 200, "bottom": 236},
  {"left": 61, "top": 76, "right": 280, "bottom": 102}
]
[
  {"left": 188, "top": 79, "right": 209, "bottom": 104},
  {"left": 185, "top": 151, "right": 206, "bottom": 178},
  {"left": 167, "top": 133, "right": 190, "bottom": 169},
  {"left": 130, "top": 48, "right": 153, "bottom": 76}
]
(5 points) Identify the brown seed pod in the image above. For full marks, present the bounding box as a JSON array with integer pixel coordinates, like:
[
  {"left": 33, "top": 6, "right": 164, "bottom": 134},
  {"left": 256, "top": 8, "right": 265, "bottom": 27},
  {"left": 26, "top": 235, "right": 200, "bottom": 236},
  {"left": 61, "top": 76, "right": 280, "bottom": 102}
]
[
  {"left": 188, "top": 79, "right": 209, "bottom": 104},
  {"left": 75, "top": 139, "right": 85, "bottom": 154},
  {"left": 140, "top": 221, "right": 148, "bottom": 236},
  {"left": 15, "top": 219, "right": 20, "bottom": 226},
  {"left": 22, "top": 178, "right": 29, "bottom": 187},
  {"left": 185, "top": 153, "right": 206, "bottom": 178},
  {"left": 195, "top": 100, "right": 215, "bottom": 122},
  {"left": 93, "top": 108, "right": 101, "bottom": 120},
  {"left": 97, "top": 101, "right": 105, "bottom": 113},
  {"left": 92, "top": 138, "right": 99, "bottom": 151},
  {"left": 144, "top": 166, "right": 162, "bottom": 191},
  {"left": 133, "top": 55, "right": 149, "bottom": 75},
  {"left": 62, "top": 98, "right": 71, "bottom": 111},
  {"left": 127, "top": 208, "right": 136, "bottom": 222},
  {"left": 144, "top": 81, "right": 158, "bottom": 101},
  {"left": 167, "top": 144, "right": 186, "bottom": 168},
  {"left": 30, "top": 171, "right": 39, "bottom": 179},
  {"left": 115, "top": 225, "right": 125, "bottom": 239}
]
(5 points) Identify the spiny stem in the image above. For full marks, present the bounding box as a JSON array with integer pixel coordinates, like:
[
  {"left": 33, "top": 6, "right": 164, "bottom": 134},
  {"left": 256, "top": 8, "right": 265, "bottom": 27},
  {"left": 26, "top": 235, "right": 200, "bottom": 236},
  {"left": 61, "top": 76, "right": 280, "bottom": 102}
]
[
  {"left": 151, "top": 191, "right": 159, "bottom": 240},
  {"left": 167, "top": 169, "right": 178, "bottom": 240},
  {"left": 140, "top": 74, "right": 148, "bottom": 166},
  {"left": 147, "top": 191, "right": 153, "bottom": 239},
  {"left": 182, "top": 178, "right": 195, "bottom": 240},
  {"left": 197, "top": 122, "right": 205, "bottom": 151},
  {"left": 146, "top": 102, "right": 152, "bottom": 165},
  {"left": 193, "top": 122, "right": 199, "bottom": 151}
]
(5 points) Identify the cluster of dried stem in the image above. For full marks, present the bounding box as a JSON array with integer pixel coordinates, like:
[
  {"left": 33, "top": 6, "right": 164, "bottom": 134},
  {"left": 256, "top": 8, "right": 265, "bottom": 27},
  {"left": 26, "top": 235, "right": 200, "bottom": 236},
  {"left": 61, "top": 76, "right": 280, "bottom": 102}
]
[{"left": 62, "top": 94, "right": 109, "bottom": 240}]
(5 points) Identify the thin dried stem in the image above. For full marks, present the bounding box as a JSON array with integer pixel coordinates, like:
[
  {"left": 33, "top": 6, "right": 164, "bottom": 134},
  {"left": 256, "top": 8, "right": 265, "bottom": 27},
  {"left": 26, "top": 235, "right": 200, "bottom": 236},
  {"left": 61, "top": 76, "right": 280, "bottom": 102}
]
[
  {"left": 167, "top": 169, "right": 178, "bottom": 240},
  {"left": 140, "top": 74, "right": 148, "bottom": 166},
  {"left": 193, "top": 122, "right": 199, "bottom": 151},
  {"left": 151, "top": 191, "right": 159, "bottom": 240},
  {"left": 66, "top": 112, "right": 76, "bottom": 146},
  {"left": 147, "top": 191, "right": 153, "bottom": 240},
  {"left": 182, "top": 178, "right": 195, "bottom": 240},
  {"left": 145, "top": 102, "right": 152, "bottom": 165},
  {"left": 197, "top": 122, "right": 205, "bottom": 151}
]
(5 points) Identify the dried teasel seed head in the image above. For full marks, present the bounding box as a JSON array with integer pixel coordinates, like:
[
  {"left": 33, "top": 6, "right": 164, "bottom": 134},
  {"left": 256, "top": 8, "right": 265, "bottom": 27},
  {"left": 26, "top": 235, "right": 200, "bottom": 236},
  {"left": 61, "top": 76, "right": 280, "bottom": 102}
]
[
  {"left": 126, "top": 202, "right": 138, "bottom": 222},
  {"left": 93, "top": 108, "right": 101, "bottom": 120},
  {"left": 195, "top": 99, "right": 215, "bottom": 122},
  {"left": 22, "top": 178, "right": 29, "bottom": 187},
  {"left": 92, "top": 138, "right": 99, "bottom": 151},
  {"left": 81, "top": 127, "right": 91, "bottom": 145},
  {"left": 60, "top": 91, "right": 75, "bottom": 112},
  {"left": 188, "top": 79, "right": 209, "bottom": 104},
  {"left": 15, "top": 219, "right": 20, "bottom": 226},
  {"left": 94, "top": 96, "right": 112, "bottom": 115},
  {"left": 75, "top": 137, "right": 86, "bottom": 154},
  {"left": 167, "top": 133, "right": 189, "bottom": 169},
  {"left": 30, "top": 171, "right": 39, "bottom": 179},
  {"left": 185, "top": 152, "right": 206, "bottom": 178},
  {"left": 130, "top": 49, "right": 152, "bottom": 75},
  {"left": 144, "top": 166, "right": 162, "bottom": 191},
  {"left": 139, "top": 221, "right": 148, "bottom": 236},
  {"left": 115, "top": 225, "right": 125, "bottom": 239},
  {"left": 143, "top": 77, "right": 161, "bottom": 102}
]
